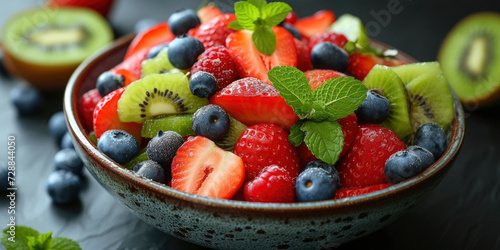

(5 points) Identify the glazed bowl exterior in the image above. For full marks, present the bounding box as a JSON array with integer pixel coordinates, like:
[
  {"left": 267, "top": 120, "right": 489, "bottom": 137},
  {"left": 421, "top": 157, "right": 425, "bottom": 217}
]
[{"left": 64, "top": 35, "right": 465, "bottom": 249}]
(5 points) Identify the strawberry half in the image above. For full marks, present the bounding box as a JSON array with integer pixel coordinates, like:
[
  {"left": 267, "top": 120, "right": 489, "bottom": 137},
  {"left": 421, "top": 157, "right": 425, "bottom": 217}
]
[
  {"left": 336, "top": 124, "right": 406, "bottom": 188},
  {"left": 93, "top": 87, "right": 142, "bottom": 144},
  {"left": 171, "top": 136, "right": 245, "bottom": 199},
  {"left": 294, "top": 10, "right": 336, "bottom": 37},
  {"left": 80, "top": 88, "right": 102, "bottom": 131},
  {"left": 47, "top": 0, "right": 115, "bottom": 17},
  {"left": 210, "top": 77, "right": 299, "bottom": 129},
  {"left": 197, "top": 3, "right": 223, "bottom": 24},
  {"left": 124, "top": 22, "right": 175, "bottom": 60},
  {"left": 233, "top": 123, "right": 301, "bottom": 181},
  {"left": 347, "top": 52, "right": 405, "bottom": 81},
  {"left": 193, "top": 14, "right": 237, "bottom": 49},
  {"left": 304, "top": 69, "right": 347, "bottom": 90},
  {"left": 335, "top": 183, "right": 392, "bottom": 199},
  {"left": 226, "top": 26, "right": 297, "bottom": 84}
]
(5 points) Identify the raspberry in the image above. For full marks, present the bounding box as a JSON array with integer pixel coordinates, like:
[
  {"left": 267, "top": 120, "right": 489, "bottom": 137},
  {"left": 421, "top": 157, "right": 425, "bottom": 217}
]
[
  {"left": 191, "top": 45, "right": 239, "bottom": 90},
  {"left": 244, "top": 165, "right": 295, "bottom": 203},
  {"left": 308, "top": 32, "right": 348, "bottom": 54}
]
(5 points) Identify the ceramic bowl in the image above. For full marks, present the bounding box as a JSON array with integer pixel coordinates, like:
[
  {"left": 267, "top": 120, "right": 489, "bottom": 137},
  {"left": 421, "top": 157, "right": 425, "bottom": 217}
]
[{"left": 64, "top": 34, "right": 465, "bottom": 250}]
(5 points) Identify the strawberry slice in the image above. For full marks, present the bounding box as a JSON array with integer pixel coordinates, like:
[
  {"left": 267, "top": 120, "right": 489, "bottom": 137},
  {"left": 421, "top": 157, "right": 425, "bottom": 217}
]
[
  {"left": 294, "top": 10, "right": 336, "bottom": 37},
  {"left": 110, "top": 48, "right": 149, "bottom": 86},
  {"left": 197, "top": 3, "right": 223, "bottom": 24},
  {"left": 193, "top": 13, "right": 237, "bottom": 49},
  {"left": 226, "top": 26, "right": 297, "bottom": 84},
  {"left": 80, "top": 88, "right": 102, "bottom": 131},
  {"left": 93, "top": 87, "right": 142, "bottom": 144},
  {"left": 304, "top": 69, "right": 347, "bottom": 90},
  {"left": 47, "top": 0, "right": 115, "bottom": 17},
  {"left": 210, "top": 77, "right": 299, "bottom": 129},
  {"left": 347, "top": 52, "right": 405, "bottom": 81},
  {"left": 124, "top": 22, "right": 175, "bottom": 60},
  {"left": 335, "top": 183, "right": 392, "bottom": 199},
  {"left": 171, "top": 136, "right": 245, "bottom": 199}
]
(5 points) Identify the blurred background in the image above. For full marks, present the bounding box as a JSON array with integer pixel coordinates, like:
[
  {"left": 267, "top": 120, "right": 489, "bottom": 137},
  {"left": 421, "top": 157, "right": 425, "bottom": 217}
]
[{"left": 1, "top": 0, "right": 500, "bottom": 249}]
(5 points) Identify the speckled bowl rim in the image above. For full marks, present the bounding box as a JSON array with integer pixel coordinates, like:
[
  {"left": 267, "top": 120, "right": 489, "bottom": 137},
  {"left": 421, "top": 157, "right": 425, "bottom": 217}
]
[{"left": 64, "top": 34, "right": 465, "bottom": 213}]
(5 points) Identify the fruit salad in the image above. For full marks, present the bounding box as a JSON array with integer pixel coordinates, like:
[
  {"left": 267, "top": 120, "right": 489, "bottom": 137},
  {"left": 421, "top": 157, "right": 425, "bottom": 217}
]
[{"left": 80, "top": 0, "right": 455, "bottom": 203}]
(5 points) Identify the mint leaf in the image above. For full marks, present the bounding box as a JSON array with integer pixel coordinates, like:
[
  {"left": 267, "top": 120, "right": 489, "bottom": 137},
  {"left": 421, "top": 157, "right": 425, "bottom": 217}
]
[
  {"left": 268, "top": 66, "right": 314, "bottom": 117},
  {"left": 233, "top": 1, "right": 259, "bottom": 30},
  {"left": 252, "top": 26, "right": 276, "bottom": 56},
  {"left": 288, "top": 120, "right": 305, "bottom": 146},
  {"left": 27, "top": 232, "right": 53, "bottom": 250},
  {"left": 248, "top": 0, "right": 267, "bottom": 9},
  {"left": 52, "top": 237, "right": 82, "bottom": 250},
  {"left": 228, "top": 20, "right": 244, "bottom": 30},
  {"left": 301, "top": 120, "right": 344, "bottom": 165},
  {"left": 2, "top": 226, "right": 39, "bottom": 250},
  {"left": 261, "top": 2, "right": 292, "bottom": 27},
  {"left": 311, "top": 77, "right": 367, "bottom": 121}
]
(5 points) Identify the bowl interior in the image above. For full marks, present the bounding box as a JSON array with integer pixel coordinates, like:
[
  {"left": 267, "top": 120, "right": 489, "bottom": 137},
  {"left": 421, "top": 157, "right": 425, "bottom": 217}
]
[{"left": 64, "top": 35, "right": 465, "bottom": 211}]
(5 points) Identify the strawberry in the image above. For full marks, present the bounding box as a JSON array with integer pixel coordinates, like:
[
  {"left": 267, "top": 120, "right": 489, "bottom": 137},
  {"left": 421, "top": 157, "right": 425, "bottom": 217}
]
[
  {"left": 304, "top": 69, "right": 347, "bottom": 90},
  {"left": 284, "top": 11, "right": 298, "bottom": 25},
  {"left": 197, "top": 3, "right": 223, "bottom": 24},
  {"left": 294, "top": 10, "right": 336, "bottom": 37},
  {"left": 335, "top": 183, "right": 392, "bottom": 199},
  {"left": 47, "top": 0, "right": 115, "bottom": 17},
  {"left": 110, "top": 48, "right": 149, "bottom": 86},
  {"left": 226, "top": 26, "right": 297, "bottom": 84},
  {"left": 297, "top": 113, "right": 358, "bottom": 166},
  {"left": 233, "top": 123, "right": 301, "bottom": 181},
  {"left": 190, "top": 45, "right": 239, "bottom": 90},
  {"left": 244, "top": 165, "right": 295, "bottom": 203},
  {"left": 308, "top": 32, "right": 348, "bottom": 54},
  {"left": 93, "top": 87, "right": 142, "bottom": 144},
  {"left": 210, "top": 77, "right": 299, "bottom": 129},
  {"left": 336, "top": 124, "right": 406, "bottom": 188},
  {"left": 294, "top": 38, "right": 312, "bottom": 72},
  {"left": 347, "top": 52, "right": 405, "bottom": 81},
  {"left": 171, "top": 136, "right": 245, "bottom": 199},
  {"left": 80, "top": 88, "right": 102, "bottom": 131},
  {"left": 193, "top": 14, "right": 237, "bottom": 49},
  {"left": 124, "top": 22, "right": 175, "bottom": 60}
]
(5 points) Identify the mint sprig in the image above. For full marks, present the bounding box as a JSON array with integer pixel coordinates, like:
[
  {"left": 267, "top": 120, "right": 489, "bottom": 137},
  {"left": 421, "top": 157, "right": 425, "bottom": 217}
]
[
  {"left": 268, "top": 66, "right": 367, "bottom": 164},
  {"left": 1, "top": 226, "right": 81, "bottom": 250},
  {"left": 228, "top": 0, "right": 292, "bottom": 55}
]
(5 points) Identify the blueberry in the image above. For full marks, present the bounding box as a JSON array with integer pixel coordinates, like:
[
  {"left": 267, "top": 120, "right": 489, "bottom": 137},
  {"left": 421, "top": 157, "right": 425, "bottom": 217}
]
[
  {"left": 311, "top": 42, "right": 349, "bottom": 72},
  {"left": 407, "top": 145, "right": 435, "bottom": 169},
  {"left": 192, "top": 104, "right": 230, "bottom": 141},
  {"left": 295, "top": 167, "right": 337, "bottom": 202},
  {"left": 168, "top": 9, "right": 201, "bottom": 36},
  {"left": 96, "top": 71, "right": 124, "bottom": 97},
  {"left": 97, "top": 130, "right": 139, "bottom": 165},
  {"left": 303, "top": 160, "right": 341, "bottom": 187},
  {"left": 146, "top": 43, "right": 168, "bottom": 59},
  {"left": 0, "top": 162, "right": 8, "bottom": 192},
  {"left": 414, "top": 123, "right": 447, "bottom": 160},
  {"left": 46, "top": 170, "right": 81, "bottom": 204},
  {"left": 385, "top": 148, "right": 430, "bottom": 184},
  {"left": 146, "top": 130, "right": 184, "bottom": 167},
  {"left": 60, "top": 132, "right": 74, "bottom": 149},
  {"left": 134, "top": 18, "right": 158, "bottom": 34},
  {"left": 53, "top": 148, "right": 83, "bottom": 175},
  {"left": 48, "top": 111, "right": 68, "bottom": 143},
  {"left": 167, "top": 36, "right": 205, "bottom": 70},
  {"left": 355, "top": 89, "right": 391, "bottom": 124},
  {"left": 189, "top": 71, "right": 218, "bottom": 98},
  {"left": 282, "top": 23, "right": 302, "bottom": 40},
  {"left": 10, "top": 84, "right": 44, "bottom": 115},
  {"left": 134, "top": 160, "right": 166, "bottom": 183}
]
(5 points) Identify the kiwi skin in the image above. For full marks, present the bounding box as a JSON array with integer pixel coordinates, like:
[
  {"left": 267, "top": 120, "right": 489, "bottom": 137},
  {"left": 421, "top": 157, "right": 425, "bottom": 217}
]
[{"left": 438, "top": 12, "right": 500, "bottom": 107}]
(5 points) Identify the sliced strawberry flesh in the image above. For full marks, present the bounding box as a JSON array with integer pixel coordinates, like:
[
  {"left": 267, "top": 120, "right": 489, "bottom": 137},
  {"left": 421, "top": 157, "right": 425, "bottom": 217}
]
[
  {"left": 294, "top": 10, "right": 336, "bottom": 37},
  {"left": 125, "top": 22, "right": 175, "bottom": 60}
]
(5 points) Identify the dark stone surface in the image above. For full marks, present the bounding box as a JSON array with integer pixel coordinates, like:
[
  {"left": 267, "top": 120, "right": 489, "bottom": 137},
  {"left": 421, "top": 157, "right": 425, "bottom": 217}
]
[{"left": 1, "top": 0, "right": 499, "bottom": 249}]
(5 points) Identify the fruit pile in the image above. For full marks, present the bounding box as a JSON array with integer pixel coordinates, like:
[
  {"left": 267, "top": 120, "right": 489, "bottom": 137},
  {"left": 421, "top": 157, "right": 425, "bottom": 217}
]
[{"left": 82, "top": 0, "right": 455, "bottom": 203}]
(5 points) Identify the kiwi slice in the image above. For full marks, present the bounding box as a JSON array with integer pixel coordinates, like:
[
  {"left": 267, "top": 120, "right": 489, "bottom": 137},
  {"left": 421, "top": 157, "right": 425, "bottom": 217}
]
[
  {"left": 141, "top": 47, "right": 186, "bottom": 77},
  {"left": 141, "top": 114, "right": 196, "bottom": 138},
  {"left": 438, "top": 12, "right": 500, "bottom": 106},
  {"left": 391, "top": 62, "right": 455, "bottom": 133},
  {"left": 123, "top": 151, "right": 148, "bottom": 170},
  {"left": 362, "top": 65, "right": 413, "bottom": 140},
  {"left": 1, "top": 7, "right": 113, "bottom": 90},
  {"left": 215, "top": 117, "right": 247, "bottom": 151},
  {"left": 117, "top": 73, "right": 208, "bottom": 123}
]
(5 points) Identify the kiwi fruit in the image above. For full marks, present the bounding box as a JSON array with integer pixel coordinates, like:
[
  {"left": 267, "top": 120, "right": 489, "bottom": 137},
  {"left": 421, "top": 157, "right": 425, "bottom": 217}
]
[
  {"left": 117, "top": 73, "right": 208, "bottom": 123},
  {"left": 391, "top": 62, "right": 455, "bottom": 133},
  {"left": 123, "top": 151, "right": 148, "bottom": 170},
  {"left": 438, "top": 12, "right": 500, "bottom": 106},
  {"left": 362, "top": 65, "right": 413, "bottom": 140},
  {"left": 141, "top": 46, "right": 186, "bottom": 77},
  {"left": 1, "top": 7, "right": 113, "bottom": 90},
  {"left": 215, "top": 116, "right": 247, "bottom": 151},
  {"left": 141, "top": 114, "right": 196, "bottom": 138}
]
